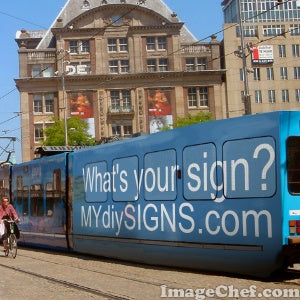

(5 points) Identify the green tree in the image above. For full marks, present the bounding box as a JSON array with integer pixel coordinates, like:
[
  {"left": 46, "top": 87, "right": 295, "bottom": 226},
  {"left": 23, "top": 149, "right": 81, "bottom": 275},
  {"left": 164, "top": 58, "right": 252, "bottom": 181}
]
[
  {"left": 42, "top": 117, "right": 95, "bottom": 146},
  {"left": 161, "top": 112, "right": 212, "bottom": 130}
]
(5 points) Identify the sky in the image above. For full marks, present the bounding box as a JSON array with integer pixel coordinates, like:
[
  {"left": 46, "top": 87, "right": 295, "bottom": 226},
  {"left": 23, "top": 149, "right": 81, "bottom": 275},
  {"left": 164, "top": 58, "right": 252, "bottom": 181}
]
[{"left": 0, "top": 0, "right": 224, "bottom": 163}]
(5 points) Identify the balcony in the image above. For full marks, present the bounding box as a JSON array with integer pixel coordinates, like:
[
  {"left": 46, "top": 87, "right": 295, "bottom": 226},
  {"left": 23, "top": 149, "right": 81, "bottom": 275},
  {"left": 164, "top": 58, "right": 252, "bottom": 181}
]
[
  {"left": 181, "top": 44, "right": 211, "bottom": 54},
  {"left": 27, "top": 50, "right": 56, "bottom": 61},
  {"left": 108, "top": 105, "right": 134, "bottom": 115}
]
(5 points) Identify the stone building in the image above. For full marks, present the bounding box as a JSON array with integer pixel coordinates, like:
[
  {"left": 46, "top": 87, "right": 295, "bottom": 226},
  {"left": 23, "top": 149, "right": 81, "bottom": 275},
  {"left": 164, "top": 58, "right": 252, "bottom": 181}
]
[
  {"left": 222, "top": 0, "right": 300, "bottom": 117},
  {"left": 15, "top": 0, "right": 226, "bottom": 162}
]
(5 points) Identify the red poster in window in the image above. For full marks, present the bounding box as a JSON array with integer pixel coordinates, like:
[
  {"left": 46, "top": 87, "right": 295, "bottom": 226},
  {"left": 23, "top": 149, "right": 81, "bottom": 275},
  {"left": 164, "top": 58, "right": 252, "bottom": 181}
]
[{"left": 69, "top": 92, "right": 93, "bottom": 119}]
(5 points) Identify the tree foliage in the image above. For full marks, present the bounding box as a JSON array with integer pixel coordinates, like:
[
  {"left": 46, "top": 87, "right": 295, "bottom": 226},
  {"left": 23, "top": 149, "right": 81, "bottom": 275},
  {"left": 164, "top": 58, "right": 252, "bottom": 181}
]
[
  {"left": 42, "top": 117, "right": 95, "bottom": 146},
  {"left": 161, "top": 112, "right": 213, "bottom": 130}
]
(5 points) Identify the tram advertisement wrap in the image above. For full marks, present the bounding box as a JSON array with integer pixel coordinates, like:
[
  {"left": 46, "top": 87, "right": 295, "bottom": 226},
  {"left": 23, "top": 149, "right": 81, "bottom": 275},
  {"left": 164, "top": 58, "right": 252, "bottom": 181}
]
[{"left": 79, "top": 137, "right": 277, "bottom": 238}]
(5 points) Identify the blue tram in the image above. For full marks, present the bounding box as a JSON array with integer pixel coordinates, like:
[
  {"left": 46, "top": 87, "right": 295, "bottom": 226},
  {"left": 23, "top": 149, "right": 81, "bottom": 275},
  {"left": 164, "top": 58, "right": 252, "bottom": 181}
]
[{"left": 0, "top": 111, "right": 299, "bottom": 277}]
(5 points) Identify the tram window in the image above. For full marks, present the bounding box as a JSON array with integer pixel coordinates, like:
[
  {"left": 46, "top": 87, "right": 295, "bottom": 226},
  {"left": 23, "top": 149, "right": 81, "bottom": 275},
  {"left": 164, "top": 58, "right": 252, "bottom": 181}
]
[
  {"left": 46, "top": 182, "right": 54, "bottom": 217},
  {"left": 84, "top": 161, "right": 108, "bottom": 202},
  {"left": 144, "top": 149, "right": 177, "bottom": 201},
  {"left": 112, "top": 156, "right": 139, "bottom": 201},
  {"left": 287, "top": 137, "right": 300, "bottom": 194},
  {"left": 183, "top": 143, "right": 217, "bottom": 200},
  {"left": 22, "top": 186, "right": 29, "bottom": 216},
  {"left": 223, "top": 137, "right": 276, "bottom": 198},
  {"left": 30, "top": 184, "right": 44, "bottom": 216}
]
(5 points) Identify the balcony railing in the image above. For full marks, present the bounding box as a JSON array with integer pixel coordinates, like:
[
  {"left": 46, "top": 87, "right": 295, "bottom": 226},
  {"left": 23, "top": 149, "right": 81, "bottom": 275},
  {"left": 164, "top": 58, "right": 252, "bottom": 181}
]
[
  {"left": 27, "top": 51, "right": 56, "bottom": 61},
  {"left": 108, "top": 105, "right": 134, "bottom": 114},
  {"left": 181, "top": 44, "right": 211, "bottom": 54}
]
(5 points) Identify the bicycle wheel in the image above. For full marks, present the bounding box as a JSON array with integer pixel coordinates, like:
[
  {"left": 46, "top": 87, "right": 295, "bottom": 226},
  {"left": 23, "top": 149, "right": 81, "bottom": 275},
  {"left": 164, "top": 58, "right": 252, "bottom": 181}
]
[{"left": 9, "top": 234, "right": 17, "bottom": 258}]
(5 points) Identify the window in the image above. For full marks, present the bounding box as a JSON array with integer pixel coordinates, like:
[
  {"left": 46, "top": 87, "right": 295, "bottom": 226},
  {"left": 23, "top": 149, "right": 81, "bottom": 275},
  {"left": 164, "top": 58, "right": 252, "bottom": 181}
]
[
  {"left": 109, "top": 90, "right": 131, "bottom": 112},
  {"left": 111, "top": 123, "right": 132, "bottom": 137},
  {"left": 110, "top": 91, "right": 120, "bottom": 110},
  {"left": 255, "top": 90, "right": 262, "bottom": 103},
  {"left": 109, "top": 60, "right": 118, "bottom": 73},
  {"left": 185, "top": 57, "right": 207, "bottom": 71},
  {"left": 290, "top": 24, "right": 300, "bottom": 36},
  {"left": 81, "top": 40, "right": 90, "bottom": 53},
  {"left": 33, "top": 95, "right": 42, "bottom": 113},
  {"left": 253, "top": 68, "right": 260, "bottom": 80},
  {"left": 108, "top": 38, "right": 117, "bottom": 52},
  {"left": 280, "top": 67, "right": 288, "bottom": 80},
  {"left": 157, "top": 37, "right": 167, "bottom": 50},
  {"left": 119, "top": 38, "right": 128, "bottom": 52},
  {"left": 45, "top": 94, "right": 54, "bottom": 113},
  {"left": 69, "top": 41, "right": 79, "bottom": 54},
  {"left": 282, "top": 90, "right": 289, "bottom": 102},
  {"left": 146, "top": 36, "right": 167, "bottom": 51},
  {"left": 33, "top": 94, "right": 55, "bottom": 114},
  {"left": 107, "top": 38, "right": 128, "bottom": 52},
  {"left": 294, "top": 67, "right": 300, "bottom": 79},
  {"left": 186, "top": 58, "right": 195, "bottom": 71},
  {"left": 236, "top": 25, "right": 258, "bottom": 37},
  {"left": 266, "top": 67, "right": 274, "bottom": 80},
  {"left": 123, "top": 124, "right": 132, "bottom": 136},
  {"left": 147, "top": 59, "right": 156, "bottom": 72},
  {"left": 147, "top": 58, "right": 169, "bottom": 72},
  {"left": 158, "top": 58, "right": 168, "bottom": 71},
  {"left": 31, "top": 65, "right": 53, "bottom": 78},
  {"left": 287, "top": 137, "right": 300, "bottom": 194},
  {"left": 263, "top": 25, "right": 285, "bottom": 36},
  {"left": 278, "top": 45, "right": 286, "bottom": 57},
  {"left": 268, "top": 90, "right": 276, "bottom": 103},
  {"left": 109, "top": 60, "right": 129, "bottom": 74},
  {"left": 120, "top": 60, "right": 129, "bottom": 73},
  {"left": 187, "top": 87, "right": 209, "bottom": 108},
  {"left": 187, "top": 88, "right": 197, "bottom": 107},
  {"left": 292, "top": 44, "right": 300, "bottom": 57},
  {"left": 296, "top": 89, "right": 300, "bottom": 102},
  {"left": 197, "top": 58, "right": 207, "bottom": 70},
  {"left": 34, "top": 124, "right": 44, "bottom": 142},
  {"left": 69, "top": 40, "right": 90, "bottom": 54},
  {"left": 112, "top": 124, "right": 121, "bottom": 136},
  {"left": 146, "top": 37, "right": 155, "bottom": 51}
]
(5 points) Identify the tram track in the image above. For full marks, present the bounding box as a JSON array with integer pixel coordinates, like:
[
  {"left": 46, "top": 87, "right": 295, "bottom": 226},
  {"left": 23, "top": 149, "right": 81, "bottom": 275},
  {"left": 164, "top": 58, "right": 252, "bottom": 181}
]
[
  {"left": 17, "top": 249, "right": 168, "bottom": 287},
  {"left": 0, "top": 261, "right": 132, "bottom": 300},
  {"left": 1, "top": 247, "right": 300, "bottom": 300}
]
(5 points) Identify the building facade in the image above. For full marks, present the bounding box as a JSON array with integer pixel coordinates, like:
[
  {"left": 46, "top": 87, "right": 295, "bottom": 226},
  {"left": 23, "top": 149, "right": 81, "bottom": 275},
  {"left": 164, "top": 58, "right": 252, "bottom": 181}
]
[
  {"left": 222, "top": 0, "right": 300, "bottom": 118},
  {"left": 15, "top": 0, "right": 226, "bottom": 162}
]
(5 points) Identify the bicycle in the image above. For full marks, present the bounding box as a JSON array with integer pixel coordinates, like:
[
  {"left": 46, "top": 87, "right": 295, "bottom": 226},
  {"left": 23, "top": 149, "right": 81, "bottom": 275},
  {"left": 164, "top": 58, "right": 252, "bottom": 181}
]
[{"left": 3, "top": 219, "right": 18, "bottom": 258}]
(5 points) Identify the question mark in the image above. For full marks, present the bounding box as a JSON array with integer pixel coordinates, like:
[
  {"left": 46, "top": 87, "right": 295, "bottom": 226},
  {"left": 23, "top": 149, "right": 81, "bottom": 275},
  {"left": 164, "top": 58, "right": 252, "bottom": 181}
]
[{"left": 253, "top": 144, "right": 275, "bottom": 191}]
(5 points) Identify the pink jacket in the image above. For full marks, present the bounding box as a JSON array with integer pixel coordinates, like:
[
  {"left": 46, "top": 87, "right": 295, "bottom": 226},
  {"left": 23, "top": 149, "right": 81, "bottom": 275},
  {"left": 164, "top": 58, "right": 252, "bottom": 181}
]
[{"left": 0, "top": 204, "right": 19, "bottom": 221}]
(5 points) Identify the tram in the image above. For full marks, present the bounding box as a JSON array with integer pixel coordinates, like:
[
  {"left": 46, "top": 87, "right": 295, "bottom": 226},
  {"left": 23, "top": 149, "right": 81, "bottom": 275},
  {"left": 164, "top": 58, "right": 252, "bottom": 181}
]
[{"left": 0, "top": 111, "right": 299, "bottom": 277}]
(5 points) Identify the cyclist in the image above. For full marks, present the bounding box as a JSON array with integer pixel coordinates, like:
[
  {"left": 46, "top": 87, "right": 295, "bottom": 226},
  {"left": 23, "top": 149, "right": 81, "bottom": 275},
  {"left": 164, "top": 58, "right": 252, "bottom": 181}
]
[{"left": 0, "top": 197, "right": 20, "bottom": 251}]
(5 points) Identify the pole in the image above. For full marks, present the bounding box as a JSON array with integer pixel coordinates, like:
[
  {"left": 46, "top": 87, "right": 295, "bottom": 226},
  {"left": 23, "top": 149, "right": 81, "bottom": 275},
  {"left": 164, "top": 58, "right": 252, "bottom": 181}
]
[
  {"left": 238, "top": 0, "right": 251, "bottom": 115},
  {"left": 60, "top": 37, "right": 68, "bottom": 146}
]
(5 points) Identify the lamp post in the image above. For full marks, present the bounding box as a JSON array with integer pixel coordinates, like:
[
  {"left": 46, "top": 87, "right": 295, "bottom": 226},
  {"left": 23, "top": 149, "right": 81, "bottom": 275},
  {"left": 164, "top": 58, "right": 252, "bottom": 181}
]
[
  {"left": 238, "top": 0, "right": 252, "bottom": 115},
  {"left": 58, "top": 46, "right": 69, "bottom": 146}
]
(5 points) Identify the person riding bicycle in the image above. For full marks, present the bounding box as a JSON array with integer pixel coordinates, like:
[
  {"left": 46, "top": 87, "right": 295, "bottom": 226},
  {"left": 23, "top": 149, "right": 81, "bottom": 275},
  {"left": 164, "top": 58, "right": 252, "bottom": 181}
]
[{"left": 0, "top": 197, "right": 20, "bottom": 251}]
